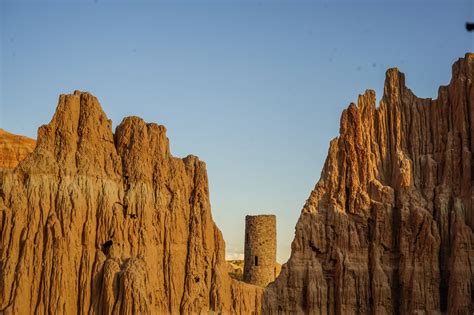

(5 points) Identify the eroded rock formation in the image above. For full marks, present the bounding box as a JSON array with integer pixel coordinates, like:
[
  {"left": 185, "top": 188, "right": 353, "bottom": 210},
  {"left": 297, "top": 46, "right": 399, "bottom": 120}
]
[
  {"left": 0, "top": 129, "right": 35, "bottom": 170},
  {"left": 265, "top": 54, "right": 474, "bottom": 314},
  {"left": 0, "top": 91, "right": 262, "bottom": 314}
]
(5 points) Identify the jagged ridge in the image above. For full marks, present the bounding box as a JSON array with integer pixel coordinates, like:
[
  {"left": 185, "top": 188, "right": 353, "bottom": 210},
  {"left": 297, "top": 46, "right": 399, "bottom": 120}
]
[
  {"left": 264, "top": 53, "right": 474, "bottom": 314},
  {"left": 0, "top": 91, "right": 262, "bottom": 314}
]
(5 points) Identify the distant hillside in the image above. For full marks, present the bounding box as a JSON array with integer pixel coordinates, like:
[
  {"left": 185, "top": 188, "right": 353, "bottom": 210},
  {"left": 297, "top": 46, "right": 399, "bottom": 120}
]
[{"left": 0, "top": 128, "right": 35, "bottom": 169}]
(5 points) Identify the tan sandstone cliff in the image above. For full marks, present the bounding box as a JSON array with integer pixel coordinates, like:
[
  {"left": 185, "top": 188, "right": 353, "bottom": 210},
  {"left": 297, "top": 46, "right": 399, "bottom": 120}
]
[
  {"left": 0, "top": 129, "right": 35, "bottom": 170},
  {"left": 0, "top": 91, "right": 263, "bottom": 314},
  {"left": 3, "top": 55, "right": 473, "bottom": 315},
  {"left": 264, "top": 54, "right": 474, "bottom": 314}
]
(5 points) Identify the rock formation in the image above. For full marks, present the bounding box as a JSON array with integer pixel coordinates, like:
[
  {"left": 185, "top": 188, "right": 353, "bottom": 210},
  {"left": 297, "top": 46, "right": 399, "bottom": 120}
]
[
  {"left": 227, "top": 260, "right": 281, "bottom": 283},
  {"left": 0, "top": 129, "right": 35, "bottom": 170},
  {"left": 264, "top": 53, "right": 474, "bottom": 314},
  {"left": 0, "top": 91, "right": 262, "bottom": 314},
  {"left": 2, "top": 54, "right": 473, "bottom": 315},
  {"left": 228, "top": 260, "right": 245, "bottom": 281}
]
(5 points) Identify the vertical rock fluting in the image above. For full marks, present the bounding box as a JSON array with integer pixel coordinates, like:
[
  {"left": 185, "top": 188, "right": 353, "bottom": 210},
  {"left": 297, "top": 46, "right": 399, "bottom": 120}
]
[
  {"left": 0, "top": 91, "right": 263, "bottom": 314},
  {"left": 265, "top": 54, "right": 474, "bottom": 314}
]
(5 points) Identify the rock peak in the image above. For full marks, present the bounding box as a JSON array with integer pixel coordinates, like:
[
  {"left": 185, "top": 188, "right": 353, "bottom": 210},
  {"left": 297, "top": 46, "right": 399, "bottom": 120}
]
[
  {"left": 451, "top": 52, "right": 474, "bottom": 80},
  {"left": 18, "top": 90, "right": 121, "bottom": 178},
  {"left": 73, "top": 89, "right": 85, "bottom": 95},
  {"left": 383, "top": 67, "right": 406, "bottom": 99},
  {"left": 265, "top": 54, "right": 474, "bottom": 314}
]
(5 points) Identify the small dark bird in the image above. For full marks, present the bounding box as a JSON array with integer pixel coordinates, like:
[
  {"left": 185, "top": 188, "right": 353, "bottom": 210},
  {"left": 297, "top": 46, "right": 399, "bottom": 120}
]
[{"left": 466, "top": 23, "right": 474, "bottom": 32}]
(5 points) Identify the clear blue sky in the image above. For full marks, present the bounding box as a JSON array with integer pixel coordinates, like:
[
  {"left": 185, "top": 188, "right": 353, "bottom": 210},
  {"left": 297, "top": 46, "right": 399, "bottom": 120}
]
[{"left": 1, "top": 0, "right": 472, "bottom": 262}]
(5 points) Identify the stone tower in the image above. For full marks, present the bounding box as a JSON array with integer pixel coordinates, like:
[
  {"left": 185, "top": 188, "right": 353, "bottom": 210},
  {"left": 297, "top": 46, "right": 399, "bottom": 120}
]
[{"left": 243, "top": 214, "right": 276, "bottom": 287}]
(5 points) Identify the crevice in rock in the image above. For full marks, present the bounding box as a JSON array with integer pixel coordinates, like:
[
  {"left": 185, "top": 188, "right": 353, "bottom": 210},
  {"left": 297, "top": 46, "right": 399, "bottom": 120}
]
[
  {"left": 308, "top": 241, "right": 321, "bottom": 255},
  {"left": 102, "top": 240, "right": 113, "bottom": 255}
]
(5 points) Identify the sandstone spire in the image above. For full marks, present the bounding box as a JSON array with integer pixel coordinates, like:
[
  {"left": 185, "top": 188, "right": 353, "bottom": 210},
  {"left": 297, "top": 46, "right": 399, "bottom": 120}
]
[
  {"left": 0, "top": 91, "right": 262, "bottom": 314},
  {"left": 264, "top": 53, "right": 474, "bottom": 314}
]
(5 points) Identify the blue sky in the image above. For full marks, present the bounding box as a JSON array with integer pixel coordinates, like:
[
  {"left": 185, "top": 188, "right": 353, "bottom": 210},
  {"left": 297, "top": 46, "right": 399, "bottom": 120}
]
[{"left": 1, "top": 0, "right": 472, "bottom": 262}]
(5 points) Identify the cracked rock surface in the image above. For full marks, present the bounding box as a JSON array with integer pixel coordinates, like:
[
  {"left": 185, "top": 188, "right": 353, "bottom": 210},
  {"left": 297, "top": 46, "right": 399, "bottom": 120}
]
[
  {"left": 264, "top": 54, "right": 474, "bottom": 314},
  {"left": 0, "top": 91, "right": 262, "bottom": 314}
]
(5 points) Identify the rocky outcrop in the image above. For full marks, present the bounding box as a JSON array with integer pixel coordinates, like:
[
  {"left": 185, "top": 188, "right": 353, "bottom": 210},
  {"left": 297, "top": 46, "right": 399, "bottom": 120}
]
[
  {"left": 228, "top": 260, "right": 245, "bottom": 281},
  {"left": 0, "top": 91, "right": 262, "bottom": 314},
  {"left": 227, "top": 260, "right": 281, "bottom": 282},
  {"left": 265, "top": 53, "right": 474, "bottom": 314},
  {"left": 0, "top": 129, "right": 35, "bottom": 170}
]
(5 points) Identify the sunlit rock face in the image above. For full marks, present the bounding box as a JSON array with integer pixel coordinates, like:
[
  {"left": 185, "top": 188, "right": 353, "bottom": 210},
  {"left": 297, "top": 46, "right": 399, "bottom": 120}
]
[
  {"left": 0, "top": 91, "right": 263, "bottom": 314},
  {"left": 265, "top": 54, "right": 474, "bottom": 314},
  {"left": 2, "top": 54, "right": 473, "bottom": 315},
  {"left": 0, "top": 129, "right": 35, "bottom": 170}
]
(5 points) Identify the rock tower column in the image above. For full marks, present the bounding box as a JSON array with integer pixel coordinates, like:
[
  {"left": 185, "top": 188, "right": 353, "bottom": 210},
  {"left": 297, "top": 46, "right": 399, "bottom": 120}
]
[{"left": 243, "top": 214, "right": 276, "bottom": 287}]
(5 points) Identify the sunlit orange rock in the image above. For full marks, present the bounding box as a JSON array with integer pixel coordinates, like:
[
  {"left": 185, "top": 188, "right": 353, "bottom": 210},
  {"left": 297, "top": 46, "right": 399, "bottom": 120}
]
[
  {"left": 0, "top": 91, "right": 262, "bottom": 314},
  {"left": 0, "top": 128, "right": 35, "bottom": 170},
  {"left": 265, "top": 53, "right": 474, "bottom": 314}
]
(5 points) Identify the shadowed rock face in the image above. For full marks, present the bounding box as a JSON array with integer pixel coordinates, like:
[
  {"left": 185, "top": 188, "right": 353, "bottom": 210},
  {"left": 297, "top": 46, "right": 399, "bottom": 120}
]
[
  {"left": 0, "top": 91, "right": 262, "bottom": 314},
  {"left": 264, "top": 53, "right": 474, "bottom": 314},
  {"left": 0, "top": 129, "right": 35, "bottom": 170}
]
